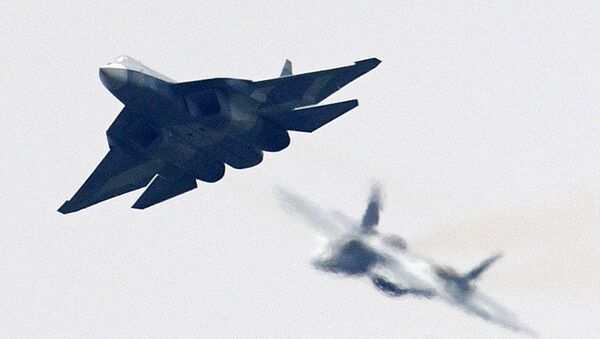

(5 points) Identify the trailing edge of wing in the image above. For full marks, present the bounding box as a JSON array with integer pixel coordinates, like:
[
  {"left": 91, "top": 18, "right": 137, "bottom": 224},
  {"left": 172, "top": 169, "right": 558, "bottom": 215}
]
[
  {"left": 132, "top": 175, "right": 197, "bottom": 209},
  {"left": 58, "top": 147, "right": 155, "bottom": 214},
  {"left": 276, "top": 99, "right": 358, "bottom": 132}
]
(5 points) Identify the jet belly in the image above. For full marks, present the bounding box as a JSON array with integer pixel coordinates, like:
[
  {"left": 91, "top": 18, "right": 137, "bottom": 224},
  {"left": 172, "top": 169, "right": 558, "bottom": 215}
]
[
  {"left": 314, "top": 238, "right": 381, "bottom": 275},
  {"left": 384, "top": 250, "right": 442, "bottom": 294},
  {"left": 168, "top": 117, "right": 264, "bottom": 170}
]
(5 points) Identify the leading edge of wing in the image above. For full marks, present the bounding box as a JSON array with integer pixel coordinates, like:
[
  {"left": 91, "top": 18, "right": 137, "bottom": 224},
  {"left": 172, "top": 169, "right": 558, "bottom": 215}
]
[
  {"left": 58, "top": 147, "right": 156, "bottom": 214},
  {"left": 251, "top": 57, "right": 381, "bottom": 110},
  {"left": 170, "top": 58, "right": 381, "bottom": 111}
]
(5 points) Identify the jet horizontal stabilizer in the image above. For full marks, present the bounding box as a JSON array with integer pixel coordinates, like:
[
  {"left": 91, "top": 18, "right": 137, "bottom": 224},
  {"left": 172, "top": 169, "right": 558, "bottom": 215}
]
[
  {"left": 132, "top": 175, "right": 197, "bottom": 209},
  {"left": 277, "top": 99, "right": 358, "bottom": 133}
]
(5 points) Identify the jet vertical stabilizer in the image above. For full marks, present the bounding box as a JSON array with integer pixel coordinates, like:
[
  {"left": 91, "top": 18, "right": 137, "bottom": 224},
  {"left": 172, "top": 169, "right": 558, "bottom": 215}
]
[
  {"left": 280, "top": 59, "right": 292, "bottom": 77},
  {"left": 463, "top": 253, "right": 502, "bottom": 281}
]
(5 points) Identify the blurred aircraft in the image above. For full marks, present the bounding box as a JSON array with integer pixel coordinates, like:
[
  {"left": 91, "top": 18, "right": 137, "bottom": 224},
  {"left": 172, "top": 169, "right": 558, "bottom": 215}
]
[
  {"left": 278, "top": 185, "right": 535, "bottom": 335},
  {"left": 59, "top": 56, "right": 379, "bottom": 213}
]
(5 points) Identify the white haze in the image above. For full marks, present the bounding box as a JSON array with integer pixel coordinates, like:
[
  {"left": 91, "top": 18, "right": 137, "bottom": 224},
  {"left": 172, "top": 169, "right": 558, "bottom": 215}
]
[{"left": 1, "top": 1, "right": 600, "bottom": 338}]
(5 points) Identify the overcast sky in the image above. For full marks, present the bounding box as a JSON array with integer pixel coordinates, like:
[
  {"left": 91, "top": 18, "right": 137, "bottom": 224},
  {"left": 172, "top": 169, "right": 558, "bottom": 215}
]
[{"left": 2, "top": 1, "right": 599, "bottom": 338}]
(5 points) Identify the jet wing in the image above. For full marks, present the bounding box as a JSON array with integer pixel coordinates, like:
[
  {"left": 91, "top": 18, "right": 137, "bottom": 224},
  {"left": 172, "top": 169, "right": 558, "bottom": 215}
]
[
  {"left": 276, "top": 187, "right": 344, "bottom": 238},
  {"left": 170, "top": 58, "right": 379, "bottom": 133},
  {"left": 460, "top": 291, "right": 534, "bottom": 334},
  {"left": 251, "top": 58, "right": 380, "bottom": 112},
  {"left": 58, "top": 147, "right": 156, "bottom": 214}
]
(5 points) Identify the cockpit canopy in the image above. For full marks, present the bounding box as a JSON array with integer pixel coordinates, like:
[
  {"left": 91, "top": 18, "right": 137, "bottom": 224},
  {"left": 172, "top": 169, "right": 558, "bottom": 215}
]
[
  {"left": 105, "top": 55, "right": 174, "bottom": 83},
  {"left": 109, "top": 55, "right": 144, "bottom": 72}
]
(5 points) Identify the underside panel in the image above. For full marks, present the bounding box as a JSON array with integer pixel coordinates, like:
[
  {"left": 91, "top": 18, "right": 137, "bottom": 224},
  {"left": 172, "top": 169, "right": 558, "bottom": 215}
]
[
  {"left": 200, "top": 137, "right": 263, "bottom": 169},
  {"left": 244, "top": 120, "right": 290, "bottom": 152},
  {"left": 188, "top": 151, "right": 226, "bottom": 182}
]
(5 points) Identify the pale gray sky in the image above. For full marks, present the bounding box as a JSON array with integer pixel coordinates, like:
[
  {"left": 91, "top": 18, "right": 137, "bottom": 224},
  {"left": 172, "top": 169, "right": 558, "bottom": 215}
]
[{"left": 1, "top": 1, "right": 599, "bottom": 338}]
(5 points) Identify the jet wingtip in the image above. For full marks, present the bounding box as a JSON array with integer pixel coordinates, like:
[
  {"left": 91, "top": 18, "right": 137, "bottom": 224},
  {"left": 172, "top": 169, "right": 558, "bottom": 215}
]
[
  {"left": 355, "top": 57, "right": 382, "bottom": 69},
  {"left": 131, "top": 202, "right": 147, "bottom": 210},
  {"left": 57, "top": 201, "right": 75, "bottom": 214},
  {"left": 490, "top": 251, "right": 503, "bottom": 260}
]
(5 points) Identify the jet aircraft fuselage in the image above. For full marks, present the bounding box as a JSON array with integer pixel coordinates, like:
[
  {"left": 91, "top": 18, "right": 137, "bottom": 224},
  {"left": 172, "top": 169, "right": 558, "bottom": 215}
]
[
  {"left": 99, "top": 56, "right": 285, "bottom": 183},
  {"left": 59, "top": 55, "right": 380, "bottom": 213},
  {"left": 279, "top": 186, "right": 534, "bottom": 334}
]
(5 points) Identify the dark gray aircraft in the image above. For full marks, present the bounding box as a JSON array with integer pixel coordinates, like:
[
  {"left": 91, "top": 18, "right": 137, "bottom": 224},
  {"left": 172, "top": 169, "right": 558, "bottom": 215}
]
[{"left": 59, "top": 56, "right": 380, "bottom": 214}]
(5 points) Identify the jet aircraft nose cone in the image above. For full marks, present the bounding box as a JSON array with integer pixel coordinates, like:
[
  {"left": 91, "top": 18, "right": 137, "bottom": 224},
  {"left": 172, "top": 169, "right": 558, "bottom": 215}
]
[{"left": 99, "top": 65, "right": 127, "bottom": 91}]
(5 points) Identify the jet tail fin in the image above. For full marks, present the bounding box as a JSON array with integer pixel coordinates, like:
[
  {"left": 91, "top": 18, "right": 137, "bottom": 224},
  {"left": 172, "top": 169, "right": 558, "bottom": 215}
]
[
  {"left": 463, "top": 253, "right": 502, "bottom": 281},
  {"left": 359, "top": 184, "right": 382, "bottom": 234},
  {"left": 280, "top": 59, "right": 292, "bottom": 77}
]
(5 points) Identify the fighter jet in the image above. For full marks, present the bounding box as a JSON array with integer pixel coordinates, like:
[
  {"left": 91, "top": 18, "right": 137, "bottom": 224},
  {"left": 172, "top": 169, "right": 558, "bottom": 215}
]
[
  {"left": 278, "top": 185, "right": 534, "bottom": 335},
  {"left": 58, "top": 56, "right": 380, "bottom": 213}
]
